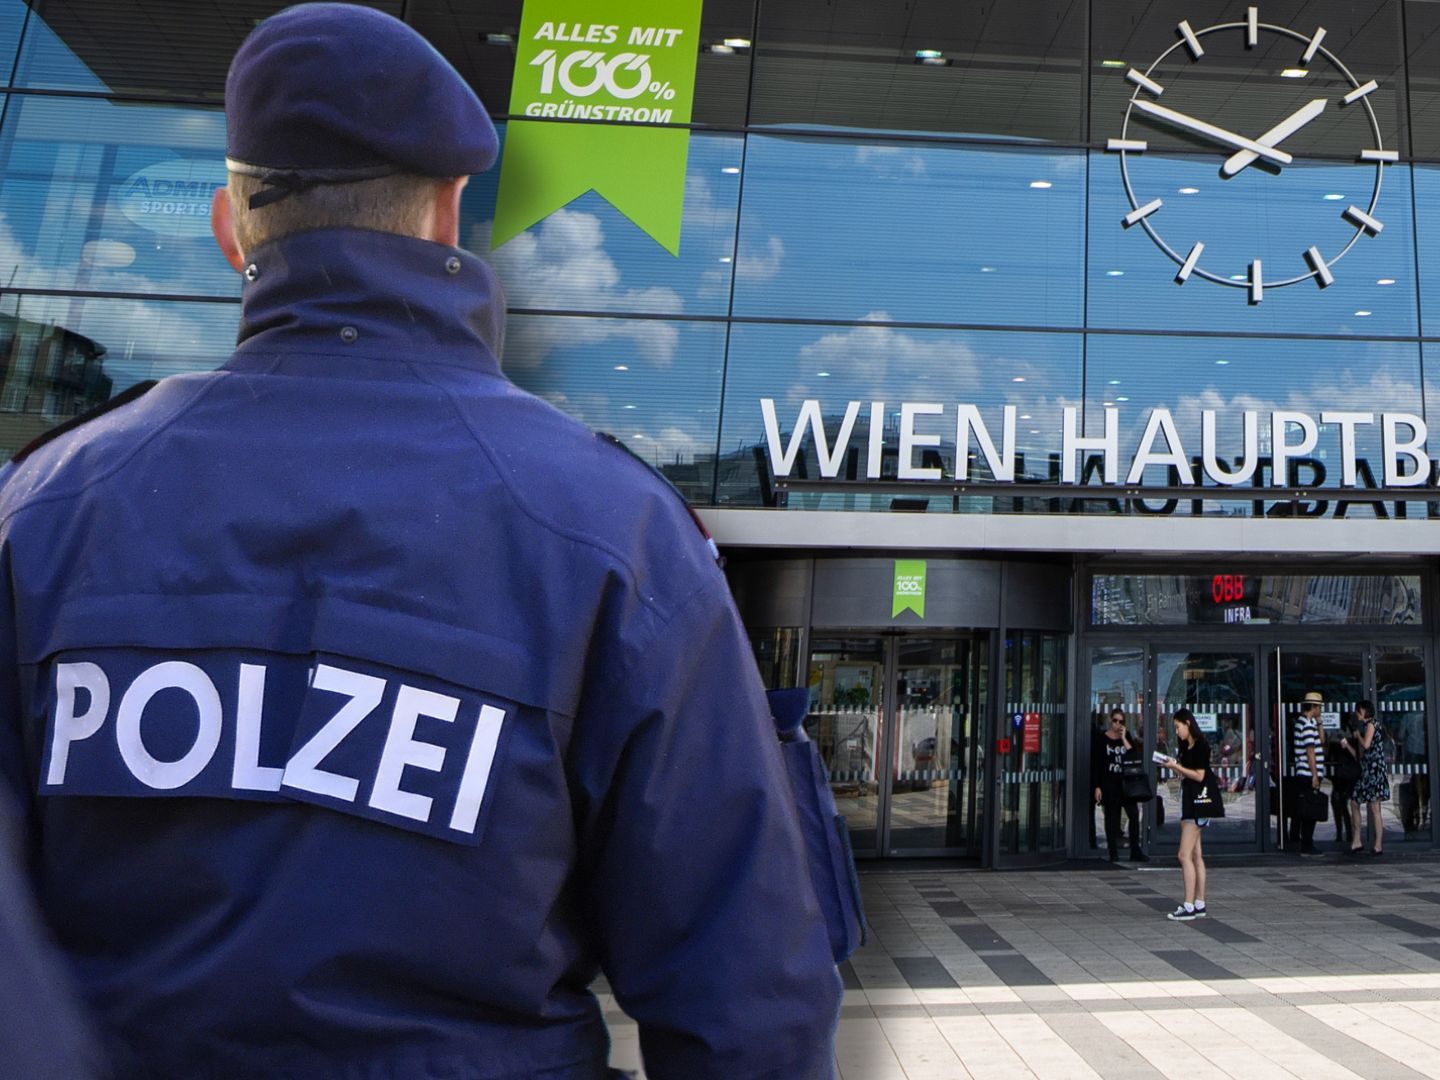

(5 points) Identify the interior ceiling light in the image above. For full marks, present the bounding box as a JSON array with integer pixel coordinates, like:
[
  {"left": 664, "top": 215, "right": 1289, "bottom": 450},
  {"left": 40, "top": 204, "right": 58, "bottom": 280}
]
[
  {"left": 721, "top": 166, "right": 740, "bottom": 174},
  {"left": 708, "top": 44, "right": 735, "bottom": 55},
  {"left": 1377, "top": 278, "right": 1396, "bottom": 285},
  {"left": 484, "top": 33, "right": 514, "bottom": 45},
  {"left": 1215, "top": 359, "right": 1231, "bottom": 365},
  {"left": 1280, "top": 68, "right": 1308, "bottom": 78},
  {"left": 1106, "top": 270, "right": 1124, "bottom": 277},
  {"left": 1029, "top": 180, "right": 1053, "bottom": 189},
  {"left": 915, "top": 49, "right": 944, "bottom": 59},
  {"left": 1178, "top": 186, "right": 1200, "bottom": 194},
  {"left": 1354, "top": 310, "right": 1373, "bottom": 316},
  {"left": 1101, "top": 59, "right": 1126, "bottom": 67},
  {"left": 723, "top": 38, "right": 751, "bottom": 48},
  {"left": 1323, "top": 193, "right": 1344, "bottom": 200}
]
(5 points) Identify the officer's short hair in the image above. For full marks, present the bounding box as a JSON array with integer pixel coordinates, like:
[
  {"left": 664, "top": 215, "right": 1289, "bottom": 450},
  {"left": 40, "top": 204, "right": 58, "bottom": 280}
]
[{"left": 226, "top": 171, "right": 451, "bottom": 253}]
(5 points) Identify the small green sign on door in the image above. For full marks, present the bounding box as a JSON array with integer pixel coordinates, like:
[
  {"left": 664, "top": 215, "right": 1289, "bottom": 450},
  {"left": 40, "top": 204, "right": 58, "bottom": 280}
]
[{"left": 892, "top": 560, "right": 927, "bottom": 619}]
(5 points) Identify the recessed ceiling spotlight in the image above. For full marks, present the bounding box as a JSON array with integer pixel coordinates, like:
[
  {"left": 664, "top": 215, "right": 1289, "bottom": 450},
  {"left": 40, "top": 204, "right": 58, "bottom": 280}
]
[
  {"left": 614, "top": 364, "right": 629, "bottom": 371},
  {"left": 980, "top": 266, "right": 996, "bottom": 273},
  {"left": 723, "top": 38, "right": 752, "bottom": 48},
  {"left": 1106, "top": 270, "right": 1124, "bottom": 277},
  {"left": 1215, "top": 359, "right": 1231, "bottom": 365},
  {"left": 1323, "top": 193, "right": 1344, "bottom": 200},
  {"left": 708, "top": 44, "right": 735, "bottom": 55},
  {"left": 1030, "top": 180, "right": 1053, "bottom": 189},
  {"left": 1108, "top": 379, "right": 1122, "bottom": 385},
  {"left": 721, "top": 166, "right": 740, "bottom": 174},
  {"left": 1377, "top": 278, "right": 1396, "bottom": 285},
  {"left": 1012, "top": 376, "right": 1027, "bottom": 383},
  {"left": 1355, "top": 310, "right": 1373, "bottom": 316},
  {"left": 817, "top": 371, "right": 831, "bottom": 377},
  {"left": 1178, "top": 186, "right": 1200, "bottom": 194},
  {"left": 1280, "top": 68, "right": 1308, "bottom": 78}
]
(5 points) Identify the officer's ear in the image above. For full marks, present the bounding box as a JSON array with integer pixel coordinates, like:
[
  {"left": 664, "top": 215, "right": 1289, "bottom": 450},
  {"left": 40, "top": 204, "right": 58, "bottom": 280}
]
[
  {"left": 428, "top": 176, "right": 469, "bottom": 248},
  {"left": 210, "top": 186, "right": 247, "bottom": 272}
]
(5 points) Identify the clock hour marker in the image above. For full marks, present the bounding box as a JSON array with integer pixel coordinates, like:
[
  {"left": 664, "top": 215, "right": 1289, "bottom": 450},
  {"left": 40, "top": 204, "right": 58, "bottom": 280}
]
[
  {"left": 1246, "top": 7, "right": 1259, "bottom": 48},
  {"left": 1344, "top": 205, "right": 1384, "bottom": 234},
  {"left": 1343, "top": 80, "right": 1378, "bottom": 105},
  {"left": 1127, "top": 69, "right": 1164, "bottom": 97},
  {"left": 1176, "top": 242, "right": 1204, "bottom": 284},
  {"left": 1305, "top": 246, "right": 1334, "bottom": 288},
  {"left": 1301, "top": 27, "right": 1326, "bottom": 65},
  {"left": 1178, "top": 20, "right": 1204, "bottom": 59},
  {"left": 1123, "top": 198, "right": 1162, "bottom": 227},
  {"left": 1249, "top": 260, "right": 1263, "bottom": 304},
  {"left": 1107, "top": 138, "right": 1148, "bottom": 152},
  {"left": 1360, "top": 149, "right": 1399, "bottom": 162}
]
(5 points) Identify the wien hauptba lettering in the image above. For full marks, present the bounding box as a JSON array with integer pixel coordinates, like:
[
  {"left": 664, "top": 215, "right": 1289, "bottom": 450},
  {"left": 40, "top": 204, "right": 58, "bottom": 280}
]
[
  {"left": 759, "top": 400, "right": 1435, "bottom": 490},
  {"left": 40, "top": 650, "right": 507, "bottom": 845}
]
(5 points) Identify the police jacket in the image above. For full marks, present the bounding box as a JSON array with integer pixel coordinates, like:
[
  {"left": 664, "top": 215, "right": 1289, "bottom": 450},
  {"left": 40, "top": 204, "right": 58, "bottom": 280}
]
[{"left": 0, "top": 228, "right": 842, "bottom": 1080}]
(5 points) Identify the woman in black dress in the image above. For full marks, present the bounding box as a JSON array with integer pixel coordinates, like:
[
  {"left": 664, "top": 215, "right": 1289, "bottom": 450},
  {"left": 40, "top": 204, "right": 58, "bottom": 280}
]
[{"left": 1159, "top": 708, "right": 1212, "bottom": 921}]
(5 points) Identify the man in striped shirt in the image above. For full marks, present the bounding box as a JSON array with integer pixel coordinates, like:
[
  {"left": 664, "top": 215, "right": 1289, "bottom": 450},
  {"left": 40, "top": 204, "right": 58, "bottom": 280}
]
[{"left": 1288, "top": 691, "right": 1326, "bottom": 857}]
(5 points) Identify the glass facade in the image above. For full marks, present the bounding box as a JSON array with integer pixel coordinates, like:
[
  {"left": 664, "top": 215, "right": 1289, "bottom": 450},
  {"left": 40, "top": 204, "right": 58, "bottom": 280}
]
[{"left": 4, "top": 1, "right": 1440, "bottom": 517}]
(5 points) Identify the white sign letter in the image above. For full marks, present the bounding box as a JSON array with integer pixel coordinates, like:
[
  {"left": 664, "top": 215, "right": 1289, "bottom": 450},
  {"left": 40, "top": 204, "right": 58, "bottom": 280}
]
[
  {"left": 1320, "top": 411, "right": 1374, "bottom": 487},
  {"left": 116, "top": 662, "right": 223, "bottom": 790},
  {"left": 1271, "top": 411, "right": 1318, "bottom": 486},
  {"left": 1063, "top": 407, "right": 1119, "bottom": 484},
  {"left": 233, "top": 663, "right": 283, "bottom": 792},
  {"left": 282, "top": 665, "right": 386, "bottom": 802},
  {"left": 450, "top": 705, "right": 507, "bottom": 835},
  {"left": 369, "top": 685, "right": 457, "bottom": 823},
  {"left": 956, "top": 405, "right": 1016, "bottom": 482},
  {"left": 47, "top": 662, "right": 111, "bottom": 785},
  {"left": 1383, "top": 412, "right": 1430, "bottom": 487},
  {"left": 1126, "top": 408, "right": 1193, "bottom": 485},
  {"left": 760, "top": 399, "right": 860, "bottom": 478},
  {"left": 866, "top": 402, "right": 885, "bottom": 479},
  {"left": 898, "top": 403, "right": 943, "bottom": 480},
  {"left": 1202, "top": 410, "right": 1259, "bottom": 484}
]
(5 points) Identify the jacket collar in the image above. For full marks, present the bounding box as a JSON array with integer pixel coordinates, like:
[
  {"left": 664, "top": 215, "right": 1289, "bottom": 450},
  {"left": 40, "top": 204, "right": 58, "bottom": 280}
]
[{"left": 231, "top": 227, "right": 505, "bottom": 374}]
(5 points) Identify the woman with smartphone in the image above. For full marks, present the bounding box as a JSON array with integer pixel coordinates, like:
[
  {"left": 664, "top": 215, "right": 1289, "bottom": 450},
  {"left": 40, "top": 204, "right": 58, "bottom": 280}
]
[{"left": 1159, "top": 708, "right": 1212, "bottom": 921}]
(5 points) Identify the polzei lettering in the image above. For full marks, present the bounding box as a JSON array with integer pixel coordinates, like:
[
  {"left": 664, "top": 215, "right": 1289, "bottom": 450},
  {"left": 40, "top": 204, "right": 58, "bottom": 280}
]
[{"left": 41, "top": 650, "right": 507, "bottom": 845}]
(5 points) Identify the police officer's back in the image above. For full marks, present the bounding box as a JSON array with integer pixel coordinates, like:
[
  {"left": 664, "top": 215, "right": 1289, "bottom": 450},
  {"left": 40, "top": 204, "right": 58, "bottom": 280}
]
[{"left": 0, "top": 6, "right": 842, "bottom": 1077}]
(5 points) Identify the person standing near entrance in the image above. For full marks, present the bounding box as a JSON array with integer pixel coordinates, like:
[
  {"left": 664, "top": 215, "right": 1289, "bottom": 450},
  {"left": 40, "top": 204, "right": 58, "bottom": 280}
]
[
  {"left": 1352, "top": 699, "right": 1391, "bottom": 856},
  {"left": 1092, "top": 707, "right": 1148, "bottom": 862},
  {"left": 1160, "top": 708, "right": 1209, "bottom": 920},
  {"left": 1288, "top": 691, "right": 1326, "bottom": 857}
]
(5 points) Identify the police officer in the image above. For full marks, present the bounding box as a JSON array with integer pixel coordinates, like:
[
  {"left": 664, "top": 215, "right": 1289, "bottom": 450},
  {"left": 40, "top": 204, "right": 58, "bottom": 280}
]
[
  {"left": 0, "top": 5, "right": 841, "bottom": 1077},
  {"left": 0, "top": 796, "right": 107, "bottom": 1079}
]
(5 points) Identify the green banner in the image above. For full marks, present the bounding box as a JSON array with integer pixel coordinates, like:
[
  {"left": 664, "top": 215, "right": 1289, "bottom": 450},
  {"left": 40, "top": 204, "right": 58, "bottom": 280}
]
[
  {"left": 492, "top": 1, "right": 703, "bottom": 255},
  {"left": 892, "top": 560, "right": 927, "bottom": 619}
]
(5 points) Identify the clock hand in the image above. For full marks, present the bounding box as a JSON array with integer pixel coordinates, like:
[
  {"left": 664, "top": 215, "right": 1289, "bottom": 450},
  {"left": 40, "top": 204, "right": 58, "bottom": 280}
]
[
  {"left": 1132, "top": 98, "right": 1293, "bottom": 166},
  {"left": 1221, "top": 98, "right": 1328, "bottom": 177}
]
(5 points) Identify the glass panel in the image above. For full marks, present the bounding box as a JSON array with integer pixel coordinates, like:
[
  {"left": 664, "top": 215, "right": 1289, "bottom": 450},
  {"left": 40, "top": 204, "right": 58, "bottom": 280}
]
[
  {"left": 0, "top": 94, "right": 234, "bottom": 297},
  {"left": 889, "top": 637, "right": 985, "bottom": 853},
  {"left": 732, "top": 137, "right": 1084, "bottom": 327},
  {"left": 1414, "top": 167, "right": 1440, "bottom": 330},
  {"left": 1155, "top": 651, "right": 1257, "bottom": 847},
  {"left": 1093, "top": 573, "right": 1423, "bottom": 625},
  {"left": 1376, "top": 645, "right": 1430, "bottom": 845},
  {"left": 1271, "top": 648, "right": 1364, "bottom": 852},
  {"left": 1087, "top": 156, "right": 1418, "bottom": 337},
  {"left": 807, "top": 636, "right": 884, "bottom": 856},
  {"left": 748, "top": 627, "right": 803, "bottom": 689},
  {"left": 1088, "top": 647, "right": 1146, "bottom": 857},
  {"left": 500, "top": 315, "right": 723, "bottom": 505},
  {"left": 0, "top": 2, "right": 26, "bottom": 87},
  {"left": 1407, "top": 0, "right": 1440, "bottom": 157},
  {"left": 14, "top": 1, "right": 402, "bottom": 99},
  {"left": 999, "top": 630, "right": 1066, "bottom": 857},
  {"left": 1091, "top": 2, "right": 1409, "bottom": 158},
  {"left": 715, "top": 323, "right": 1083, "bottom": 508},
  {"left": 750, "top": 0, "right": 1084, "bottom": 140},
  {"left": 468, "top": 127, "right": 741, "bottom": 317},
  {"left": 406, "top": 0, "right": 754, "bottom": 127},
  {"left": 0, "top": 293, "right": 237, "bottom": 457}
]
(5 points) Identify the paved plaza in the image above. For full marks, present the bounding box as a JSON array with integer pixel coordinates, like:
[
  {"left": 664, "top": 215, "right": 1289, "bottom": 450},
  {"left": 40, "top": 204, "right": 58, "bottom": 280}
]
[{"left": 602, "top": 852, "right": 1440, "bottom": 1078}]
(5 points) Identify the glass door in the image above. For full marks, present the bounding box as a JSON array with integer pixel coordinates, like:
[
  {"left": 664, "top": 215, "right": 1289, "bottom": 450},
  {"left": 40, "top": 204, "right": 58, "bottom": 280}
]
[
  {"left": 807, "top": 633, "right": 988, "bottom": 858},
  {"left": 888, "top": 637, "right": 986, "bottom": 854},
  {"left": 806, "top": 637, "right": 885, "bottom": 857},
  {"left": 1267, "top": 648, "right": 1365, "bottom": 852},
  {"left": 995, "top": 631, "right": 1069, "bottom": 865},
  {"left": 1154, "top": 649, "right": 1260, "bottom": 850}
]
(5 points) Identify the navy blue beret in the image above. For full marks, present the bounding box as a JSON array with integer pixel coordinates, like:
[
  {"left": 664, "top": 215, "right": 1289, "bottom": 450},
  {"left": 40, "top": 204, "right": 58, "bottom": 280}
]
[{"left": 226, "top": 3, "right": 497, "bottom": 207}]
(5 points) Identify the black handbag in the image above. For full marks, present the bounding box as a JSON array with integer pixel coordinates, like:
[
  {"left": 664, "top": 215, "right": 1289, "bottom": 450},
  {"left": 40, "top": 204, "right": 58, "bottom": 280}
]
[
  {"left": 1297, "top": 786, "right": 1329, "bottom": 822},
  {"left": 1120, "top": 761, "right": 1153, "bottom": 801}
]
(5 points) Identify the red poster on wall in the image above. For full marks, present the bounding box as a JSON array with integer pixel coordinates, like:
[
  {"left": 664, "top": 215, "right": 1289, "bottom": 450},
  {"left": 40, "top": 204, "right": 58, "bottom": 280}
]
[{"left": 1023, "top": 712, "right": 1041, "bottom": 754}]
